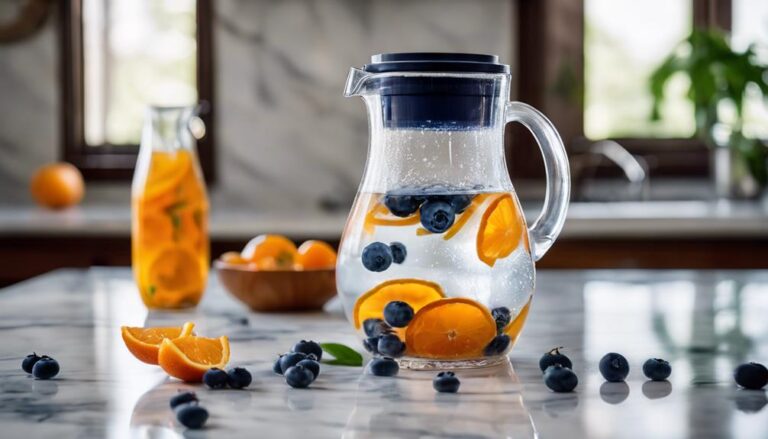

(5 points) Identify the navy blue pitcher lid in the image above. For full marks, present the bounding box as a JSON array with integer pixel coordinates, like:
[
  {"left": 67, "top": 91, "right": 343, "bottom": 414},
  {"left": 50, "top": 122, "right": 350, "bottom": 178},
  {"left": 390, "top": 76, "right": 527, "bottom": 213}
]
[{"left": 364, "top": 52, "right": 509, "bottom": 74}]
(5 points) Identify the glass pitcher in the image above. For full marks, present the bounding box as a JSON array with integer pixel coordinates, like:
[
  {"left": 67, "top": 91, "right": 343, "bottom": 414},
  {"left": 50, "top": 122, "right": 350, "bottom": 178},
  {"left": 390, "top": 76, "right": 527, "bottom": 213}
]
[
  {"left": 336, "top": 53, "right": 570, "bottom": 369},
  {"left": 131, "top": 105, "right": 209, "bottom": 309}
]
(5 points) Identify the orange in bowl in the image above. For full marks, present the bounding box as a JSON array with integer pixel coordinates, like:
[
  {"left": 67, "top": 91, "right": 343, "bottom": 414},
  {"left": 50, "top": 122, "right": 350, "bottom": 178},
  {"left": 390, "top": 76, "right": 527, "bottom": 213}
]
[
  {"left": 241, "top": 234, "right": 298, "bottom": 269},
  {"left": 296, "top": 240, "right": 337, "bottom": 269},
  {"left": 121, "top": 322, "right": 195, "bottom": 365},
  {"left": 158, "top": 335, "right": 230, "bottom": 382},
  {"left": 30, "top": 162, "right": 85, "bottom": 209}
]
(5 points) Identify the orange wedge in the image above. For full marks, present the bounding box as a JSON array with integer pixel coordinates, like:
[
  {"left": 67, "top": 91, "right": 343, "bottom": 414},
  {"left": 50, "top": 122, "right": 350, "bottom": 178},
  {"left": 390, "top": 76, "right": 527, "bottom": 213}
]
[
  {"left": 241, "top": 234, "right": 298, "bottom": 269},
  {"left": 476, "top": 194, "right": 527, "bottom": 267},
  {"left": 296, "top": 240, "right": 337, "bottom": 269},
  {"left": 121, "top": 322, "right": 195, "bottom": 365},
  {"left": 405, "top": 298, "right": 497, "bottom": 359},
  {"left": 353, "top": 279, "right": 445, "bottom": 330},
  {"left": 158, "top": 335, "right": 230, "bottom": 382}
]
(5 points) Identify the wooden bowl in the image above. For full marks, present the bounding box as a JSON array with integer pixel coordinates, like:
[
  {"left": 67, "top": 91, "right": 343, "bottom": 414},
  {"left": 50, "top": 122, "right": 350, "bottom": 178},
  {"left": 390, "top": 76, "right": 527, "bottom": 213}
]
[{"left": 215, "top": 260, "right": 337, "bottom": 312}]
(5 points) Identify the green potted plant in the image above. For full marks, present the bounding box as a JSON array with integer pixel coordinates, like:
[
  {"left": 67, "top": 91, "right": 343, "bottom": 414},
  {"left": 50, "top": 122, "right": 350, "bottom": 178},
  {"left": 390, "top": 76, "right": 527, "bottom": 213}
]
[{"left": 650, "top": 28, "right": 768, "bottom": 198}]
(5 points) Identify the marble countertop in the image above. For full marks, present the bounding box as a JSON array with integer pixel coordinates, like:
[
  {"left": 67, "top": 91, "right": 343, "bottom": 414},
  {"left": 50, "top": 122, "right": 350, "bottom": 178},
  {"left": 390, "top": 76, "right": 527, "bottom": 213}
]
[{"left": 1, "top": 268, "right": 767, "bottom": 438}]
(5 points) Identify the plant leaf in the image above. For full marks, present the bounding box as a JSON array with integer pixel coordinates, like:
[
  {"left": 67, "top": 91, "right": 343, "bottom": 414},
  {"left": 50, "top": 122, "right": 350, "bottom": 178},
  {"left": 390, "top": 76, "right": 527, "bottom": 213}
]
[{"left": 320, "top": 342, "right": 363, "bottom": 367}]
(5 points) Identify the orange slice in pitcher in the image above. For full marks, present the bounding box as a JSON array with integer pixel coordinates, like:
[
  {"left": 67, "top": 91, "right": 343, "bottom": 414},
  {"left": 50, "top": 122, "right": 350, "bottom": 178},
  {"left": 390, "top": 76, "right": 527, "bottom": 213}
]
[
  {"left": 476, "top": 194, "right": 526, "bottom": 267},
  {"left": 241, "top": 234, "right": 298, "bottom": 269},
  {"left": 158, "top": 335, "right": 230, "bottom": 382},
  {"left": 405, "top": 298, "right": 497, "bottom": 359},
  {"left": 121, "top": 322, "right": 195, "bottom": 365},
  {"left": 503, "top": 298, "right": 532, "bottom": 343},
  {"left": 364, "top": 201, "right": 421, "bottom": 233},
  {"left": 353, "top": 279, "right": 445, "bottom": 329}
]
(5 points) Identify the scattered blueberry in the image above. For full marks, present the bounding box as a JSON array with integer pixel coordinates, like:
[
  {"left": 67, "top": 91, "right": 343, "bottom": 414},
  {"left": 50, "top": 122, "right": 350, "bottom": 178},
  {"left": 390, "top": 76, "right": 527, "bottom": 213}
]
[
  {"left": 599, "top": 353, "right": 630, "bottom": 382},
  {"left": 368, "top": 357, "right": 399, "bottom": 377},
  {"left": 363, "top": 318, "right": 391, "bottom": 337},
  {"left": 433, "top": 371, "right": 461, "bottom": 393},
  {"left": 362, "top": 242, "right": 393, "bottom": 272},
  {"left": 297, "top": 359, "right": 320, "bottom": 380},
  {"left": 420, "top": 200, "right": 456, "bottom": 233},
  {"left": 449, "top": 194, "right": 473, "bottom": 213},
  {"left": 383, "top": 301, "right": 414, "bottom": 328},
  {"left": 227, "top": 367, "right": 252, "bottom": 389},
  {"left": 22, "top": 353, "right": 41, "bottom": 374},
  {"left": 377, "top": 333, "right": 406, "bottom": 358},
  {"left": 176, "top": 403, "right": 209, "bottom": 429},
  {"left": 279, "top": 352, "right": 308, "bottom": 374},
  {"left": 491, "top": 307, "right": 511, "bottom": 333},
  {"left": 292, "top": 340, "right": 323, "bottom": 361},
  {"left": 203, "top": 368, "right": 229, "bottom": 389},
  {"left": 273, "top": 355, "right": 285, "bottom": 375},
  {"left": 383, "top": 194, "right": 422, "bottom": 217},
  {"left": 734, "top": 362, "right": 768, "bottom": 390},
  {"left": 284, "top": 365, "right": 315, "bottom": 389},
  {"left": 169, "top": 391, "right": 198, "bottom": 410},
  {"left": 363, "top": 337, "right": 380, "bottom": 354},
  {"left": 642, "top": 358, "right": 672, "bottom": 381},
  {"left": 544, "top": 364, "right": 578, "bottom": 392},
  {"left": 539, "top": 347, "right": 573, "bottom": 373},
  {"left": 31, "top": 356, "right": 59, "bottom": 380},
  {"left": 483, "top": 334, "right": 511, "bottom": 356},
  {"left": 389, "top": 242, "right": 407, "bottom": 264}
]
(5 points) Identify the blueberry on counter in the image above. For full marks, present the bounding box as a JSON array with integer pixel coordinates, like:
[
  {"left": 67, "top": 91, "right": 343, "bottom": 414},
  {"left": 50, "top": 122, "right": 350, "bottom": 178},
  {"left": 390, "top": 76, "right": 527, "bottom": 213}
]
[
  {"left": 296, "top": 359, "right": 320, "bottom": 380},
  {"left": 362, "top": 242, "right": 393, "bottom": 272},
  {"left": 227, "top": 367, "right": 252, "bottom": 389},
  {"left": 433, "top": 371, "right": 460, "bottom": 393},
  {"left": 292, "top": 340, "right": 323, "bottom": 361},
  {"left": 377, "top": 333, "right": 406, "bottom": 358},
  {"left": 273, "top": 355, "right": 285, "bottom": 375},
  {"left": 279, "top": 352, "right": 308, "bottom": 374},
  {"left": 734, "top": 362, "right": 768, "bottom": 390},
  {"left": 599, "top": 353, "right": 630, "bottom": 382},
  {"left": 22, "top": 353, "right": 41, "bottom": 374},
  {"left": 539, "top": 347, "right": 573, "bottom": 373},
  {"left": 383, "top": 301, "right": 414, "bottom": 328},
  {"left": 491, "top": 307, "right": 511, "bottom": 333},
  {"left": 176, "top": 404, "right": 209, "bottom": 429},
  {"left": 483, "top": 334, "right": 511, "bottom": 356},
  {"left": 203, "top": 368, "right": 229, "bottom": 389},
  {"left": 31, "top": 356, "right": 59, "bottom": 380},
  {"left": 170, "top": 391, "right": 199, "bottom": 410},
  {"left": 383, "top": 194, "right": 422, "bottom": 217},
  {"left": 642, "top": 358, "right": 672, "bottom": 381},
  {"left": 389, "top": 242, "right": 407, "bottom": 264},
  {"left": 544, "top": 364, "right": 578, "bottom": 392},
  {"left": 363, "top": 318, "right": 391, "bottom": 338},
  {"left": 420, "top": 200, "right": 456, "bottom": 233},
  {"left": 369, "top": 357, "right": 399, "bottom": 377},
  {"left": 285, "top": 365, "right": 315, "bottom": 389}
]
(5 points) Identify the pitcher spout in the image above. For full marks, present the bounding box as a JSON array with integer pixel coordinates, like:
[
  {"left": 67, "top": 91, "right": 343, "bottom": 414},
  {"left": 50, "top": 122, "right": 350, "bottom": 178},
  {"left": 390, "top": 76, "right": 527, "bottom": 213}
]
[{"left": 343, "top": 67, "right": 372, "bottom": 97}]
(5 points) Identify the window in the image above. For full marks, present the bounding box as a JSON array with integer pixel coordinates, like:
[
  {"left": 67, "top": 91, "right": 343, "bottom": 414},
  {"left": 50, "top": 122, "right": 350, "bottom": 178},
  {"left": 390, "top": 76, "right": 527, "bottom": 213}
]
[{"left": 61, "top": 0, "right": 213, "bottom": 179}]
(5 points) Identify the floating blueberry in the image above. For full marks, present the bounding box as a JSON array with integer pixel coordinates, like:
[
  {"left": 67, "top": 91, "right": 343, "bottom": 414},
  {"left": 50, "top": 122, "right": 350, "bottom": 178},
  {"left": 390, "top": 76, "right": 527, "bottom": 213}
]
[
  {"left": 31, "top": 356, "right": 59, "bottom": 380},
  {"left": 292, "top": 340, "right": 323, "bottom": 361},
  {"left": 539, "top": 347, "right": 573, "bottom": 373},
  {"left": 491, "top": 307, "right": 511, "bottom": 333},
  {"left": 642, "top": 358, "right": 672, "bottom": 381},
  {"left": 363, "top": 318, "right": 391, "bottom": 337},
  {"left": 389, "top": 242, "right": 407, "bottom": 264},
  {"left": 483, "top": 334, "right": 511, "bottom": 356},
  {"left": 279, "top": 352, "right": 308, "bottom": 374},
  {"left": 363, "top": 337, "right": 380, "bottom": 354},
  {"left": 227, "top": 367, "right": 252, "bottom": 389},
  {"left": 176, "top": 404, "right": 209, "bottom": 429},
  {"left": 544, "top": 364, "right": 578, "bottom": 392},
  {"left": 383, "top": 194, "right": 422, "bottom": 217},
  {"left": 383, "top": 301, "right": 414, "bottom": 328},
  {"left": 420, "top": 200, "right": 456, "bottom": 233},
  {"left": 449, "top": 194, "right": 474, "bottom": 213},
  {"left": 433, "top": 371, "right": 460, "bottom": 393},
  {"left": 285, "top": 365, "right": 315, "bottom": 389},
  {"left": 169, "top": 391, "right": 198, "bottom": 410},
  {"left": 362, "top": 242, "right": 393, "bottom": 272},
  {"left": 599, "top": 353, "right": 630, "bottom": 382},
  {"left": 377, "top": 333, "right": 406, "bottom": 358},
  {"left": 22, "top": 353, "right": 41, "bottom": 374},
  {"left": 369, "top": 357, "right": 399, "bottom": 377},
  {"left": 297, "top": 359, "right": 320, "bottom": 380},
  {"left": 203, "top": 368, "right": 229, "bottom": 389},
  {"left": 734, "top": 362, "right": 768, "bottom": 390}
]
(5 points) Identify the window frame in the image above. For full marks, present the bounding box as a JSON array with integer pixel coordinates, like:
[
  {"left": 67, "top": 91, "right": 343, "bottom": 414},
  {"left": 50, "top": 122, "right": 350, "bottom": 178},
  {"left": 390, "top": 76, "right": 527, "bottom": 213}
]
[{"left": 59, "top": 0, "right": 215, "bottom": 181}]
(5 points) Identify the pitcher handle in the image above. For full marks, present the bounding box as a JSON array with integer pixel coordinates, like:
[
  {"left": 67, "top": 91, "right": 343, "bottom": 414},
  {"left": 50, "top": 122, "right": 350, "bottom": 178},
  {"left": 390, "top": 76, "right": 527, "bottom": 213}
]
[{"left": 504, "top": 102, "right": 570, "bottom": 261}]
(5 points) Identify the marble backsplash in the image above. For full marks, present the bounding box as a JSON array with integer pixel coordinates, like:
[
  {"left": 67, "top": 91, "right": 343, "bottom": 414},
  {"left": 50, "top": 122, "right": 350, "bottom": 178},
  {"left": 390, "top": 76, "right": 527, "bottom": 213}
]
[{"left": 0, "top": 0, "right": 514, "bottom": 210}]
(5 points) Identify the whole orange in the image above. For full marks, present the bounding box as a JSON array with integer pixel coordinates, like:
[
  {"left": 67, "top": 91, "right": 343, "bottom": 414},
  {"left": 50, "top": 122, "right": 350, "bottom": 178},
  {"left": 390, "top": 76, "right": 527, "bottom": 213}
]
[{"left": 30, "top": 162, "right": 85, "bottom": 209}]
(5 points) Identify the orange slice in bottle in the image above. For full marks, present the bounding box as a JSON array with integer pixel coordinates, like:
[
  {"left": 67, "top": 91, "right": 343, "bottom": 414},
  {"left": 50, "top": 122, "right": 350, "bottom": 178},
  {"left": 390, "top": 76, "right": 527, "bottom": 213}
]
[
  {"left": 143, "top": 151, "right": 193, "bottom": 203},
  {"left": 121, "top": 322, "right": 195, "bottom": 365},
  {"left": 146, "top": 246, "right": 204, "bottom": 306},
  {"left": 353, "top": 279, "right": 445, "bottom": 330},
  {"left": 405, "top": 298, "right": 497, "bottom": 359},
  {"left": 158, "top": 335, "right": 230, "bottom": 382},
  {"left": 476, "top": 194, "right": 526, "bottom": 267},
  {"left": 296, "top": 240, "right": 337, "bottom": 269},
  {"left": 241, "top": 234, "right": 298, "bottom": 269}
]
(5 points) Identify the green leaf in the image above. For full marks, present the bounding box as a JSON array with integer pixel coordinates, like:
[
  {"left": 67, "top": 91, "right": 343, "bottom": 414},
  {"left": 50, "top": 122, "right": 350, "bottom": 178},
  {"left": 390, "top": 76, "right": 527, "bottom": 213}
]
[{"left": 319, "top": 342, "right": 363, "bottom": 367}]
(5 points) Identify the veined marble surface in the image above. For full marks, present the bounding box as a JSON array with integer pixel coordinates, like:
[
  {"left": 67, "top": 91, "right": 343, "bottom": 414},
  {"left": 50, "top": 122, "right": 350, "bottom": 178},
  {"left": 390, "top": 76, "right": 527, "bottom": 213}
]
[{"left": 1, "top": 268, "right": 767, "bottom": 438}]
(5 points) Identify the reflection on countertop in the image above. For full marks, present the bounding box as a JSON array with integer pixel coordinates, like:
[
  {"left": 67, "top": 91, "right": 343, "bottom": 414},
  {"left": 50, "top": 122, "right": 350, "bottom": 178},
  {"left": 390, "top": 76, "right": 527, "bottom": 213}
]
[{"left": 0, "top": 268, "right": 766, "bottom": 438}]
